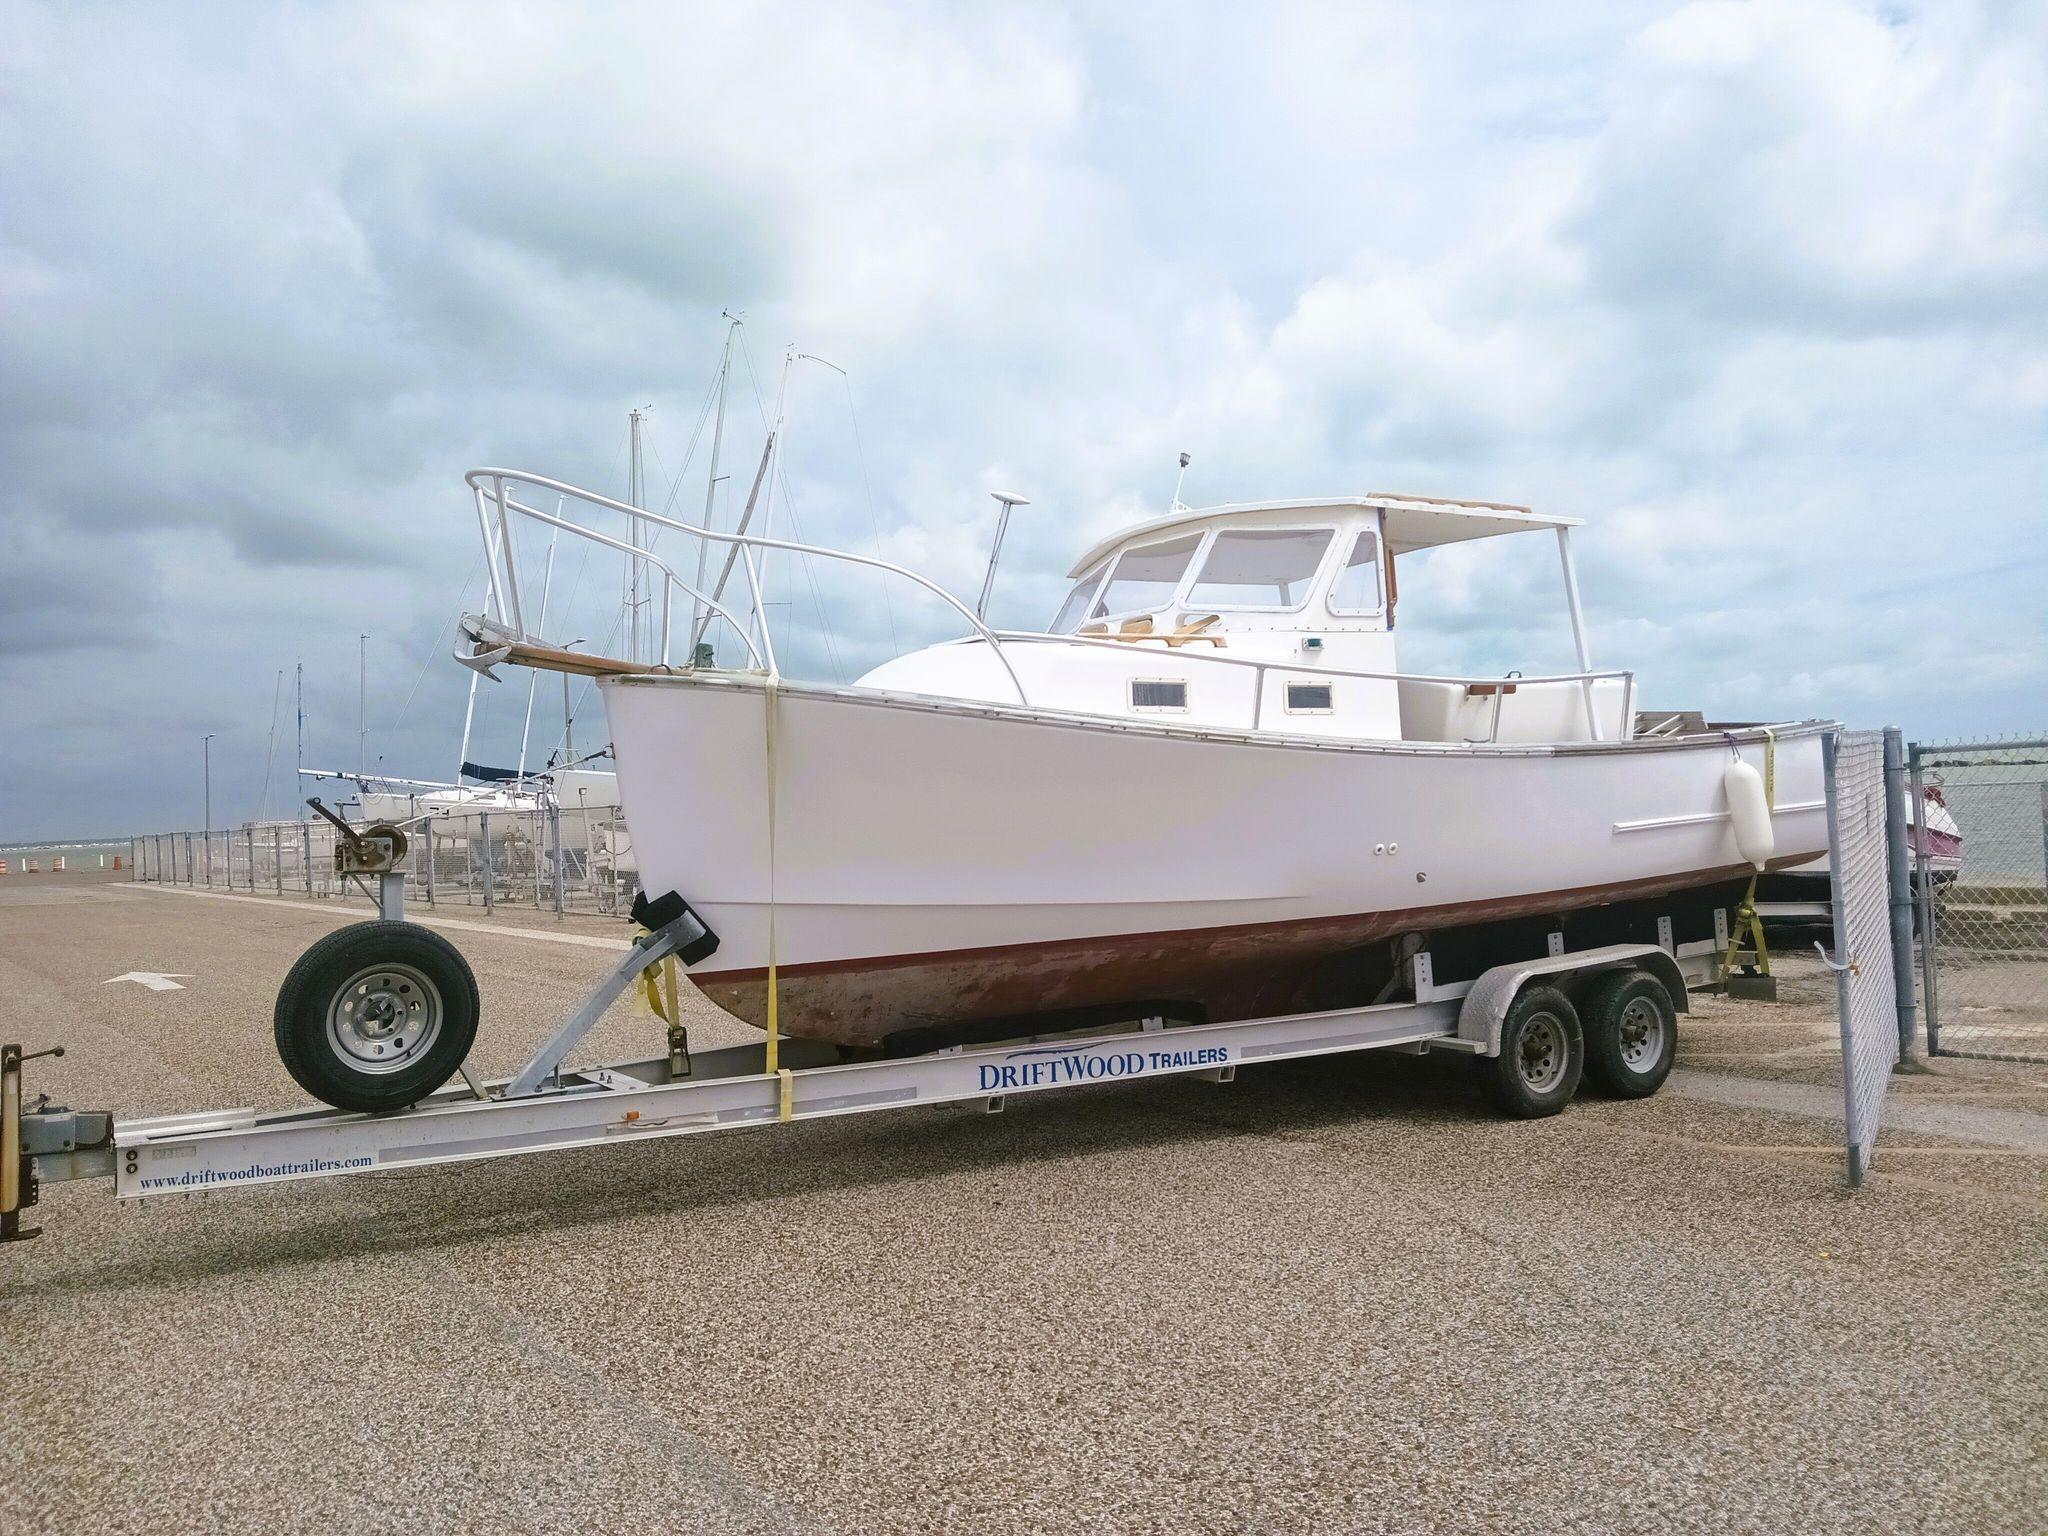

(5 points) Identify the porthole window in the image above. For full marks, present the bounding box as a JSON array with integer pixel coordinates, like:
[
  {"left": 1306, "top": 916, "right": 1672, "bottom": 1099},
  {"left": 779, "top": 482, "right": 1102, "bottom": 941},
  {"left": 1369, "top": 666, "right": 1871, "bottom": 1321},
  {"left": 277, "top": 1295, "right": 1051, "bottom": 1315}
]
[
  {"left": 1130, "top": 679, "right": 1188, "bottom": 712},
  {"left": 1285, "top": 682, "right": 1334, "bottom": 714}
]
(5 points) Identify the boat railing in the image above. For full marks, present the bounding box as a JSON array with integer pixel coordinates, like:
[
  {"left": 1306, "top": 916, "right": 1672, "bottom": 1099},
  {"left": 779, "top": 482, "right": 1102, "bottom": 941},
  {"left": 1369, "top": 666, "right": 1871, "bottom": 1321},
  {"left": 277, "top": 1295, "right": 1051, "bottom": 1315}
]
[
  {"left": 465, "top": 466, "right": 1628, "bottom": 742},
  {"left": 465, "top": 468, "right": 1031, "bottom": 704},
  {"left": 988, "top": 631, "right": 1634, "bottom": 743}
]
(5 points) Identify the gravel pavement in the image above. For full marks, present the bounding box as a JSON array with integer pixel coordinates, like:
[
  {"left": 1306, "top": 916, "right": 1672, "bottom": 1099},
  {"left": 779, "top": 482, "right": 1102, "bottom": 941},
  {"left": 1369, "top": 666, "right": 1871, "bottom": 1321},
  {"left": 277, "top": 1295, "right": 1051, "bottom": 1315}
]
[{"left": 3, "top": 871, "right": 2042, "bottom": 1535}]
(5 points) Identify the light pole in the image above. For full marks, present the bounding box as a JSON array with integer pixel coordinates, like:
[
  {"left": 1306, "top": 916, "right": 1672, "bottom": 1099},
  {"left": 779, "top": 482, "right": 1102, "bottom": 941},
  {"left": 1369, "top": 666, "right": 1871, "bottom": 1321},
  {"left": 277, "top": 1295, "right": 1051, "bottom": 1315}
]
[
  {"left": 203, "top": 733, "right": 215, "bottom": 884},
  {"left": 976, "top": 491, "right": 1031, "bottom": 622}
]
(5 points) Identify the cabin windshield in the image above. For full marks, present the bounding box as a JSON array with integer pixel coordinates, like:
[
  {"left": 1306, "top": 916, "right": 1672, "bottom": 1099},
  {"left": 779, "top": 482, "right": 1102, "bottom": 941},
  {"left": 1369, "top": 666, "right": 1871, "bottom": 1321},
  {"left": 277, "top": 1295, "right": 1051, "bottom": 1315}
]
[
  {"left": 1090, "top": 533, "right": 1202, "bottom": 620},
  {"left": 1050, "top": 568, "right": 1103, "bottom": 633},
  {"left": 1185, "top": 528, "right": 1332, "bottom": 610}
]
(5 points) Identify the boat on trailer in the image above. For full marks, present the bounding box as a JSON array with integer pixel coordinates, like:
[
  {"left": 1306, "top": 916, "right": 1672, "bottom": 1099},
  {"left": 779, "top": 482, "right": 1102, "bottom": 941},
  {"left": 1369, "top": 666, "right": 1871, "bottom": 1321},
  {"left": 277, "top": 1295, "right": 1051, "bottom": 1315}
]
[
  {"left": 454, "top": 470, "right": 1828, "bottom": 1056},
  {"left": 3, "top": 465, "right": 1835, "bottom": 1232}
]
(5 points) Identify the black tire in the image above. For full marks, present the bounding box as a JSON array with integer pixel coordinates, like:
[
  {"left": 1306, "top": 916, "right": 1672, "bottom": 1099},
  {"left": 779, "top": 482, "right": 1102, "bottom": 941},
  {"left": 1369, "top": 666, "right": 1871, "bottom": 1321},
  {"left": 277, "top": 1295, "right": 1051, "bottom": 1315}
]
[
  {"left": 1580, "top": 969, "right": 1677, "bottom": 1099},
  {"left": 1479, "top": 984, "right": 1583, "bottom": 1119},
  {"left": 274, "top": 921, "right": 480, "bottom": 1113}
]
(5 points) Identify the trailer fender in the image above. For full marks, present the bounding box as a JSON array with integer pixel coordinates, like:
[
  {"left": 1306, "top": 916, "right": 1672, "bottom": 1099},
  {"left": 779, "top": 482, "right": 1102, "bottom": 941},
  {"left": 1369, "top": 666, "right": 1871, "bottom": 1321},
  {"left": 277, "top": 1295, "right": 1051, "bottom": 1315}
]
[{"left": 1457, "top": 944, "right": 1689, "bottom": 1058}]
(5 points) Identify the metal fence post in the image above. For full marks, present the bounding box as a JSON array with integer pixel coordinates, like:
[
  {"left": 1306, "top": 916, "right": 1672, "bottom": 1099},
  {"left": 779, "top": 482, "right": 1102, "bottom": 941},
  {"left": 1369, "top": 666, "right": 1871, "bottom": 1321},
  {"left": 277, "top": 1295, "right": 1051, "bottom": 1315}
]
[
  {"left": 273, "top": 826, "right": 283, "bottom": 895},
  {"left": 245, "top": 826, "right": 256, "bottom": 891},
  {"left": 480, "top": 811, "right": 494, "bottom": 912},
  {"left": 1909, "top": 743, "right": 1941, "bottom": 1056},
  {"left": 552, "top": 806, "right": 569, "bottom": 913},
  {"left": 423, "top": 818, "right": 436, "bottom": 907},
  {"left": 1882, "top": 728, "right": 1919, "bottom": 1061}
]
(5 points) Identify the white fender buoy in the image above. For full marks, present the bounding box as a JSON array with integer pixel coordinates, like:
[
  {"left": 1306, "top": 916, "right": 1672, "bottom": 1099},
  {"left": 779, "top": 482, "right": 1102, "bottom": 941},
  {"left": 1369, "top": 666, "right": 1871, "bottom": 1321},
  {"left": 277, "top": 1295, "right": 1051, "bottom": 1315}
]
[{"left": 1724, "top": 759, "right": 1774, "bottom": 870}]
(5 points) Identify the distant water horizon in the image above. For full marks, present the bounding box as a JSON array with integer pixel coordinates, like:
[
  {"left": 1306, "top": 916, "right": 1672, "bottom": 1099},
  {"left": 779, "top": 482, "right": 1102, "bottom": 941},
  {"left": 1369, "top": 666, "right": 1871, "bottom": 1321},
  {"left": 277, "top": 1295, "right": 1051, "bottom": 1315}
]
[{"left": 0, "top": 839, "right": 131, "bottom": 871}]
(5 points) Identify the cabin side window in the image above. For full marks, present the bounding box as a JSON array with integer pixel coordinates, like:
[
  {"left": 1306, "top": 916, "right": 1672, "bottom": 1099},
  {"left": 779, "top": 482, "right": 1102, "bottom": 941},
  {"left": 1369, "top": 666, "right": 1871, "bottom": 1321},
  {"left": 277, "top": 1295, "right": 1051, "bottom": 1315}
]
[
  {"left": 1284, "top": 682, "right": 1334, "bottom": 714},
  {"left": 1184, "top": 528, "right": 1333, "bottom": 611},
  {"left": 1091, "top": 534, "right": 1204, "bottom": 620},
  {"left": 1129, "top": 679, "right": 1188, "bottom": 712},
  {"left": 1328, "top": 530, "right": 1383, "bottom": 615}
]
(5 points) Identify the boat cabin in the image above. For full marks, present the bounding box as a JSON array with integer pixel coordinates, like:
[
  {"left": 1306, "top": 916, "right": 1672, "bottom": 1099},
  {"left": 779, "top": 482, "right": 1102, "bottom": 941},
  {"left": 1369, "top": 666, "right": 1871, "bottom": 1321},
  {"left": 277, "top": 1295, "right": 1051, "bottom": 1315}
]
[{"left": 860, "top": 493, "right": 1633, "bottom": 745}]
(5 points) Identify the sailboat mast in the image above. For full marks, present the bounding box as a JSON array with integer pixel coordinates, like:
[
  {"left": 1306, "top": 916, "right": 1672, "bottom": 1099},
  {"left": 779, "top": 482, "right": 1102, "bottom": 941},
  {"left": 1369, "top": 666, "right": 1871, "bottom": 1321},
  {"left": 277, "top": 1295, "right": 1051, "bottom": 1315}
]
[
  {"left": 627, "top": 407, "right": 646, "bottom": 663},
  {"left": 756, "top": 349, "right": 795, "bottom": 660},
  {"left": 257, "top": 668, "right": 283, "bottom": 822},
  {"left": 516, "top": 525, "right": 560, "bottom": 781},
  {"left": 694, "top": 319, "right": 736, "bottom": 656},
  {"left": 457, "top": 668, "right": 480, "bottom": 785},
  {"left": 356, "top": 634, "right": 367, "bottom": 776}
]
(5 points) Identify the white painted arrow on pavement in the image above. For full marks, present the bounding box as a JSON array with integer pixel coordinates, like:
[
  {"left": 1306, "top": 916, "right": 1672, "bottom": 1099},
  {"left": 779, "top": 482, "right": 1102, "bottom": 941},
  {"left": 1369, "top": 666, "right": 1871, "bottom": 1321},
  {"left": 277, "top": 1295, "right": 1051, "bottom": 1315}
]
[{"left": 103, "top": 972, "right": 192, "bottom": 992}]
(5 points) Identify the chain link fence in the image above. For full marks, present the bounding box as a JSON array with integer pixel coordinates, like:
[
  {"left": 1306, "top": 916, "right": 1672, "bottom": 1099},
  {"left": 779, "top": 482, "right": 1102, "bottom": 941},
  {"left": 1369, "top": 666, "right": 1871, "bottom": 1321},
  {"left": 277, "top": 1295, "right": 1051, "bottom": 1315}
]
[
  {"left": 126, "top": 805, "right": 640, "bottom": 917},
  {"left": 1910, "top": 735, "right": 2048, "bottom": 1064},
  {"left": 1822, "top": 728, "right": 1902, "bottom": 1186}
]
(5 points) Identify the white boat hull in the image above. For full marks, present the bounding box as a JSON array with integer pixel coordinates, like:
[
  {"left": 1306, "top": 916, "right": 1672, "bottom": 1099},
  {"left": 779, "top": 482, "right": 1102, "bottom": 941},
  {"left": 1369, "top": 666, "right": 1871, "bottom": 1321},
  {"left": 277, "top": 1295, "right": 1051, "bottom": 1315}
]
[{"left": 599, "top": 675, "right": 1828, "bottom": 1048}]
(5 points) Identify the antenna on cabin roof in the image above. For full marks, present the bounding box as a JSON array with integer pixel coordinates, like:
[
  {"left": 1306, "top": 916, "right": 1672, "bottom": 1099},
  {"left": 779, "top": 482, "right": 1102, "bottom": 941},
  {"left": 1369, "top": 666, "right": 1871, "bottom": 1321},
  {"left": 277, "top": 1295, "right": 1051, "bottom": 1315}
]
[
  {"left": 1171, "top": 451, "right": 1192, "bottom": 511},
  {"left": 975, "top": 490, "right": 1030, "bottom": 621}
]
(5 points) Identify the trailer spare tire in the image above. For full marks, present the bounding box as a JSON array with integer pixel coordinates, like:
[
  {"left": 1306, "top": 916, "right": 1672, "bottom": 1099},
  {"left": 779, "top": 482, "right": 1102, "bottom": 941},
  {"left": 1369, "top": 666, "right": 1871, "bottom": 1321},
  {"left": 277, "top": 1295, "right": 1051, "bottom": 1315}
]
[
  {"left": 1479, "top": 984, "right": 1583, "bottom": 1119},
  {"left": 1579, "top": 969, "right": 1677, "bottom": 1099},
  {"left": 274, "top": 921, "right": 480, "bottom": 1113}
]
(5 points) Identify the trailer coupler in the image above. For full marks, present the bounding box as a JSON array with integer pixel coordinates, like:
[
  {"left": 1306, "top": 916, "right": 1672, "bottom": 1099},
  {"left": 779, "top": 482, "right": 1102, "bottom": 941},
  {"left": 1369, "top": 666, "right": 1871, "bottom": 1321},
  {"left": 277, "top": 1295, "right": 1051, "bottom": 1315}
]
[{"left": 3, "top": 1044, "right": 113, "bottom": 1243}]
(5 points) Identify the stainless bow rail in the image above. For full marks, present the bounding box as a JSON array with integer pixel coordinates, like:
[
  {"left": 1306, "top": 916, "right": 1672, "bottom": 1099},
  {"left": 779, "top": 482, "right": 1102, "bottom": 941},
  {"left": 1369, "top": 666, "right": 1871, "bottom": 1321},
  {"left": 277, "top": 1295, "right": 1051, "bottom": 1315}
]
[{"left": 467, "top": 467, "right": 1031, "bottom": 705}]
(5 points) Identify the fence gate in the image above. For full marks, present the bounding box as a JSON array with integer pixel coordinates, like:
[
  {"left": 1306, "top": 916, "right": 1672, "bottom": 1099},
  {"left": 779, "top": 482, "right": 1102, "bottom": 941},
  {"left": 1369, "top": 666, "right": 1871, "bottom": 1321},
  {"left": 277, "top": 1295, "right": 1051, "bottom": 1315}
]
[
  {"left": 1910, "top": 735, "right": 2048, "bottom": 1064},
  {"left": 1822, "top": 729, "right": 1902, "bottom": 1186}
]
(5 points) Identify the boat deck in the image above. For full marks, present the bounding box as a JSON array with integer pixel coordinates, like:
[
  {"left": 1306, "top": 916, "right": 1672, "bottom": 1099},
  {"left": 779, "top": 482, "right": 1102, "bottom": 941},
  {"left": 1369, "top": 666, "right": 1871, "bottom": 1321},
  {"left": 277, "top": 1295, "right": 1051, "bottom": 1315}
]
[{"left": 4, "top": 869, "right": 2044, "bottom": 1535}]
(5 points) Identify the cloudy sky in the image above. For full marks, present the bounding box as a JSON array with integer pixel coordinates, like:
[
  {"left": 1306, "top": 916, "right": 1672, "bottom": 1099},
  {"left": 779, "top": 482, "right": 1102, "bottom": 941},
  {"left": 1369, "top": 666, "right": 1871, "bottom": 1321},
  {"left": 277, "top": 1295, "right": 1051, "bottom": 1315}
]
[{"left": 3, "top": 0, "right": 2044, "bottom": 840}]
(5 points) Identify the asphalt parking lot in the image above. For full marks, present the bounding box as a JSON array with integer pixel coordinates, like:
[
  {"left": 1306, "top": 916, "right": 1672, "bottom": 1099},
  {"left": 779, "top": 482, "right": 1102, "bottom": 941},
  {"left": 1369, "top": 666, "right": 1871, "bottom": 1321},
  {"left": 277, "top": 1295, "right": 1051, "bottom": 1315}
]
[{"left": 3, "top": 872, "right": 2043, "bottom": 1535}]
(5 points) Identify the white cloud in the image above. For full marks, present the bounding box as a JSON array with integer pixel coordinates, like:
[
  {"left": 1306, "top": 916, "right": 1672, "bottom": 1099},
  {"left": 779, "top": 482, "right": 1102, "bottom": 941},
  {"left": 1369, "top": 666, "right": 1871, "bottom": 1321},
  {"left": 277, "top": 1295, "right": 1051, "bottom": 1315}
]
[{"left": 2, "top": 0, "right": 2044, "bottom": 838}]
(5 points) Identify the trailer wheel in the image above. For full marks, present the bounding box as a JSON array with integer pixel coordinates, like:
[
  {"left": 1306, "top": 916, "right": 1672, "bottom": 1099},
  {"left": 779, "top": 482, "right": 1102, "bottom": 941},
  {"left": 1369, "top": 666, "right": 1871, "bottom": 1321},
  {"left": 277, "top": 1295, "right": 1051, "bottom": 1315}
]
[
  {"left": 1580, "top": 970, "right": 1676, "bottom": 1099},
  {"left": 274, "top": 921, "right": 480, "bottom": 1113},
  {"left": 1480, "top": 985, "right": 1583, "bottom": 1118}
]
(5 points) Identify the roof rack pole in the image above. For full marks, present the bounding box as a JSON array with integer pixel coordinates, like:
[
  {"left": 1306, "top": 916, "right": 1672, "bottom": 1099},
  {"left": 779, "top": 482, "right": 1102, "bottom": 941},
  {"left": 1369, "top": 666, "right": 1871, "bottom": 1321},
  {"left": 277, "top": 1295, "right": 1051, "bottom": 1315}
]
[{"left": 1555, "top": 526, "right": 1601, "bottom": 742}]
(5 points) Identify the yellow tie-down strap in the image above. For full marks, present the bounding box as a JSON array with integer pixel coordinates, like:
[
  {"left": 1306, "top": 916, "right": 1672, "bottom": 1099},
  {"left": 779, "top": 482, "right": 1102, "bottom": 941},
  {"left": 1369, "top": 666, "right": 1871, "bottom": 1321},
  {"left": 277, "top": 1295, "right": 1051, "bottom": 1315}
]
[
  {"left": 636, "top": 940, "right": 683, "bottom": 1024},
  {"left": 777, "top": 1067, "right": 795, "bottom": 1123}
]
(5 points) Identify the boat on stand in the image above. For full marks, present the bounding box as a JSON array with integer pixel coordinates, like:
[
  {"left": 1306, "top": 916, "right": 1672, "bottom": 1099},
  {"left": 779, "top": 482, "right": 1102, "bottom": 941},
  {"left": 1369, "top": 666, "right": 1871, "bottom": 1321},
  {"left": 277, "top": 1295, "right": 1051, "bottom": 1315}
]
[{"left": 454, "top": 466, "right": 1829, "bottom": 1056}]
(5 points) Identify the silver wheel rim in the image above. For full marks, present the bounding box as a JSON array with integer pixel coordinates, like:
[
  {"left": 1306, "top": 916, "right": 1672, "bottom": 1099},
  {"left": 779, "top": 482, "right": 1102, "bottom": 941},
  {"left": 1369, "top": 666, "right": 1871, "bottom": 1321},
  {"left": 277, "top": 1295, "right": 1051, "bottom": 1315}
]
[
  {"left": 1617, "top": 996, "right": 1666, "bottom": 1072},
  {"left": 1517, "top": 1012, "right": 1569, "bottom": 1094},
  {"left": 327, "top": 962, "right": 443, "bottom": 1075}
]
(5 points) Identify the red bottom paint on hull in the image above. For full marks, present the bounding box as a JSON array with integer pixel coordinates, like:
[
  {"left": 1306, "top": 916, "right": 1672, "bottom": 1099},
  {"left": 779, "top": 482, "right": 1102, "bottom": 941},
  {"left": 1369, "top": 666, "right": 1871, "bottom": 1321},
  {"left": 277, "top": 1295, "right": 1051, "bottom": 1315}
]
[{"left": 688, "top": 860, "right": 1784, "bottom": 1049}]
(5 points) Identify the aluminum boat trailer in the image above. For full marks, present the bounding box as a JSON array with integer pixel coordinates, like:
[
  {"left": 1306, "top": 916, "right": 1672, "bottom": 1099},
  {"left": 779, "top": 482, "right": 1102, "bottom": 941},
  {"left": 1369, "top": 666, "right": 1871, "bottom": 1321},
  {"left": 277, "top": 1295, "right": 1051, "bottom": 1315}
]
[{"left": 3, "top": 897, "right": 1726, "bottom": 1240}]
